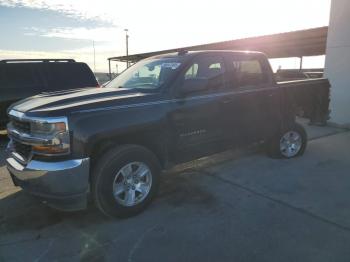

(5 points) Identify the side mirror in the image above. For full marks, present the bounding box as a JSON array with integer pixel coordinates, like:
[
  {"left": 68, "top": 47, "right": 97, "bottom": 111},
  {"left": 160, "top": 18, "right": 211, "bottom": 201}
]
[{"left": 179, "top": 78, "right": 208, "bottom": 96}]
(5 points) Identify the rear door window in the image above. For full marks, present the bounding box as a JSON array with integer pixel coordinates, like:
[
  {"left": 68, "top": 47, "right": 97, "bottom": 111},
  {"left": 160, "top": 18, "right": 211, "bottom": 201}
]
[{"left": 228, "top": 56, "right": 269, "bottom": 88}]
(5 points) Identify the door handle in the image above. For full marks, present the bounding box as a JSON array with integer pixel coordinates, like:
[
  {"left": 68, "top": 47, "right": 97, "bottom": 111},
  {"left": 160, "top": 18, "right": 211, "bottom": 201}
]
[{"left": 221, "top": 98, "right": 233, "bottom": 104}]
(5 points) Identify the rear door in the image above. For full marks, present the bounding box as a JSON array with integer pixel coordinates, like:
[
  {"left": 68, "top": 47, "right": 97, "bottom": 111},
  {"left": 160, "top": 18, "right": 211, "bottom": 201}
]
[
  {"left": 170, "top": 54, "right": 228, "bottom": 162},
  {"left": 221, "top": 54, "right": 281, "bottom": 144}
]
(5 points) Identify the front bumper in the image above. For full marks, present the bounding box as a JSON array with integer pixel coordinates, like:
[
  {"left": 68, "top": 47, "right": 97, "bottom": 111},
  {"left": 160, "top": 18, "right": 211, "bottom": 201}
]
[{"left": 6, "top": 152, "right": 90, "bottom": 211}]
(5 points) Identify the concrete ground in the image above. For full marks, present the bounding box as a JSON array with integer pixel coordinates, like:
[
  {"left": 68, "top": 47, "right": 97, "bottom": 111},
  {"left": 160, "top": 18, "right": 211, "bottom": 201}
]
[{"left": 0, "top": 123, "right": 350, "bottom": 262}]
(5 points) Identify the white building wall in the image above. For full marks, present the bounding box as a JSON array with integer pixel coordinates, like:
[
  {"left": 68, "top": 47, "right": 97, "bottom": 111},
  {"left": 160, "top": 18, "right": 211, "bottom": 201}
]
[{"left": 325, "top": 0, "right": 350, "bottom": 127}]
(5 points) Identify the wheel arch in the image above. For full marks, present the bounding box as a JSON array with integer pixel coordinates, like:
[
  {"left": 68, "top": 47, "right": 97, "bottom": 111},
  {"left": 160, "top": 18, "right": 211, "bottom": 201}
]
[{"left": 88, "top": 131, "right": 169, "bottom": 173}]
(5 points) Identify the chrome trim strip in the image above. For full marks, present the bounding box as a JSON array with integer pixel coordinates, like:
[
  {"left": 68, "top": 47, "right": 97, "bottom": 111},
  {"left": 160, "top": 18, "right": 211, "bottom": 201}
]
[
  {"left": 6, "top": 140, "right": 31, "bottom": 164},
  {"left": 74, "top": 99, "right": 173, "bottom": 114},
  {"left": 7, "top": 126, "right": 54, "bottom": 146},
  {"left": 27, "top": 158, "right": 86, "bottom": 172},
  {"left": 72, "top": 86, "right": 279, "bottom": 114},
  {"left": 7, "top": 157, "right": 24, "bottom": 171},
  {"left": 8, "top": 110, "right": 25, "bottom": 119},
  {"left": 8, "top": 110, "right": 69, "bottom": 130},
  {"left": 6, "top": 156, "right": 90, "bottom": 180},
  {"left": 7, "top": 128, "right": 70, "bottom": 156},
  {"left": 11, "top": 151, "right": 27, "bottom": 164}
]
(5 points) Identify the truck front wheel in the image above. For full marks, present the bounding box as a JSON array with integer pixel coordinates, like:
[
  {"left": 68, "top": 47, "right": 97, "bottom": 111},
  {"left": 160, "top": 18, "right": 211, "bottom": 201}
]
[
  {"left": 267, "top": 123, "right": 307, "bottom": 159},
  {"left": 92, "top": 145, "right": 161, "bottom": 218}
]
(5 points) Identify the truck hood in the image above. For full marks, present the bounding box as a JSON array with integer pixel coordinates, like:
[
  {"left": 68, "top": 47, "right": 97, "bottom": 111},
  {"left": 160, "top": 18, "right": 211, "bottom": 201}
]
[{"left": 9, "top": 87, "right": 160, "bottom": 117}]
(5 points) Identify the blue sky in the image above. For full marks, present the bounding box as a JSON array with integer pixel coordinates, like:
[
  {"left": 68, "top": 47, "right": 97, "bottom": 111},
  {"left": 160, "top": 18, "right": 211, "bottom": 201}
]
[
  {"left": 0, "top": 6, "right": 101, "bottom": 51},
  {"left": 0, "top": 0, "right": 331, "bottom": 72}
]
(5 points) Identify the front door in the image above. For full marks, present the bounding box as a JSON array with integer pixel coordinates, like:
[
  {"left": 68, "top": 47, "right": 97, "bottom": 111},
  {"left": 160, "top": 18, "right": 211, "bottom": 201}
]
[{"left": 170, "top": 54, "right": 227, "bottom": 163}]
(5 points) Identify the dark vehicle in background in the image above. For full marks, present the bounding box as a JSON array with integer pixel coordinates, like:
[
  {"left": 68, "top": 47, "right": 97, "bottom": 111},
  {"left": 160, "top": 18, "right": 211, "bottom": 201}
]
[
  {"left": 0, "top": 59, "right": 98, "bottom": 130},
  {"left": 5, "top": 51, "right": 330, "bottom": 218}
]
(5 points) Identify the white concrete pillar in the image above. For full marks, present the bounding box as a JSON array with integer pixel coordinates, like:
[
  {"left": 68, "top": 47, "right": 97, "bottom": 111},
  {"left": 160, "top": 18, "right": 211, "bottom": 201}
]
[{"left": 325, "top": 0, "right": 350, "bottom": 127}]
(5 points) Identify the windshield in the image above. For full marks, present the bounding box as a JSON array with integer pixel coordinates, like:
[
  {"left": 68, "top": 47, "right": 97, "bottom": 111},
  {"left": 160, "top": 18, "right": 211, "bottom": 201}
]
[{"left": 106, "top": 58, "right": 183, "bottom": 90}]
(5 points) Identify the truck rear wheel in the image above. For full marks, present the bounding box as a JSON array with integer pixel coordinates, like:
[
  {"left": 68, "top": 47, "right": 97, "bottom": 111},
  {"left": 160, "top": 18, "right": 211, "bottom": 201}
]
[
  {"left": 92, "top": 145, "right": 161, "bottom": 218},
  {"left": 267, "top": 123, "right": 307, "bottom": 159}
]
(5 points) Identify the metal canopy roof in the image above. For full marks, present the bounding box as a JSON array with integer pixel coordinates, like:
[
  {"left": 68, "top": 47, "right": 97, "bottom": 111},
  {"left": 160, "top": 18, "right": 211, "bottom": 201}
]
[{"left": 108, "top": 26, "right": 328, "bottom": 63}]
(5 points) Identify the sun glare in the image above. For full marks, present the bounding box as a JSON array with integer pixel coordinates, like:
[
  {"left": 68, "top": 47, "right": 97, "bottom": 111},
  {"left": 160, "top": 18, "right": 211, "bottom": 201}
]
[{"left": 0, "top": 0, "right": 331, "bottom": 71}]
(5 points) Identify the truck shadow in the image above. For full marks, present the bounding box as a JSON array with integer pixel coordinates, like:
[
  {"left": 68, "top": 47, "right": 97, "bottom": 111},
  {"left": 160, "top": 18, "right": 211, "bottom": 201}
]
[
  {"left": 0, "top": 190, "right": 105, "bottom": 235},
  {"left": 0, "top": 169, "right": 218, "bottom": 235},
  {"left": 0, "top": 145, "right": 253, "bottom": 235},
  {"left": 0, "top": 136, "right": 106, "bottom": 234}
]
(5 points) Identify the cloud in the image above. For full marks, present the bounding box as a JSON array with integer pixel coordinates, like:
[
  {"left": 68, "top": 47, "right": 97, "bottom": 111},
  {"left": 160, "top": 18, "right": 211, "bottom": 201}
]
[
  {"left": 0, "top": 0, "right": 123, "bottom": 46},
  {"left": 42, "top": 27, "right": 118, "bottom": 42},
  {"left": 23, "top": 26, "right": 119, "bottom": 42},
  {"left": 0, "top": 0, "right": 117, "bottom": 25}
]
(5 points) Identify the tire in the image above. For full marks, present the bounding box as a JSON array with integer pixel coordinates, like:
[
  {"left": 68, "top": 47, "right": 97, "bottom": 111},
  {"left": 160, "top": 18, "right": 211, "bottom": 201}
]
[
  {"left": 92, "top": 144, "right": 161, "bottom": 218},
  {"left": 267, "top": 123, "right": 307, "bottom": 159}
]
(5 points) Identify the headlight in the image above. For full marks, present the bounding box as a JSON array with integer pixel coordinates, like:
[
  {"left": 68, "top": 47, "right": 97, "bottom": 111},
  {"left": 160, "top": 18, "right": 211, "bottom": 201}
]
[
  {"left": 30, "top": 119, "right": 70, "bottom": 156},
  {"left": 30, "top": 121, "right": 66, "bottom": 135}
]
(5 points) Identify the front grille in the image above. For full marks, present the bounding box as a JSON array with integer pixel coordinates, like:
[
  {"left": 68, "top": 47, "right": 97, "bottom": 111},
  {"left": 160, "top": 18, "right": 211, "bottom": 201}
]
[
  {"left": 13, "top": 140, "right": 32, "bottom": 159},
  {"left": 11, "top": 118, "right": 31, "bottom": 133}
]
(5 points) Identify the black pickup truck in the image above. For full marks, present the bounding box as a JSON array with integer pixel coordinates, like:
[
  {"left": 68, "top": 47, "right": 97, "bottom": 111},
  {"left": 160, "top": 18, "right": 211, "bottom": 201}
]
[{"left": 5, "top": 51, "right": 330, "bottom": 218}]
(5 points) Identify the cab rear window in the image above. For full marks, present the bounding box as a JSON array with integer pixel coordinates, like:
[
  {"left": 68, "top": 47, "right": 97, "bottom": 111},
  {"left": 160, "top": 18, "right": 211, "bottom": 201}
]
[{"left": 231, "top": 57, "right": 269, "bottom": 87}]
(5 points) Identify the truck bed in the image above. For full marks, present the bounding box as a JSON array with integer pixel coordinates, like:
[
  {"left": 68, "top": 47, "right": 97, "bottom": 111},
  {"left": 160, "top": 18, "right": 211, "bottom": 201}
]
[{"left": 277, "top": 78, "right": 331, "bottom": 124}]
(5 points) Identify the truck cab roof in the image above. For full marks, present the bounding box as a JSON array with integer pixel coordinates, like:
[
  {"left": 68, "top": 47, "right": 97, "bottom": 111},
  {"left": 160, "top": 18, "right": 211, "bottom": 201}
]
[{"left": 147, "top": 50, "right": 266, "bottom": 60}]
